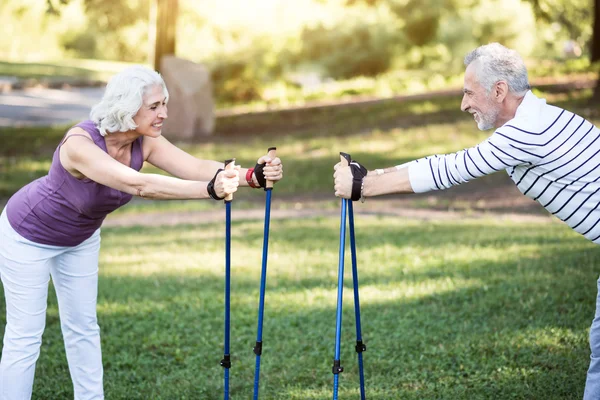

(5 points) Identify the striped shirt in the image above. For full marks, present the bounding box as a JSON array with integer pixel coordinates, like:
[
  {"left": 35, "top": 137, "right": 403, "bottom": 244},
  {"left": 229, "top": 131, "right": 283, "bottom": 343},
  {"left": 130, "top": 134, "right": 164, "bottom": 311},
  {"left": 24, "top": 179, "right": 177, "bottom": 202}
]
[{"left": 408, "top": 91, "right": 600, "bottom": 244}]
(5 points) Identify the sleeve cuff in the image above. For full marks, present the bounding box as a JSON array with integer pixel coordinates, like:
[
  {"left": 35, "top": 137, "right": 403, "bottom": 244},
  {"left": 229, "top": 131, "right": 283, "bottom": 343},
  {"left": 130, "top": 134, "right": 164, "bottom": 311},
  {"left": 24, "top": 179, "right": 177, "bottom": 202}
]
[{"left": 408, "top": 161, "right": 437, "bottom": 193}]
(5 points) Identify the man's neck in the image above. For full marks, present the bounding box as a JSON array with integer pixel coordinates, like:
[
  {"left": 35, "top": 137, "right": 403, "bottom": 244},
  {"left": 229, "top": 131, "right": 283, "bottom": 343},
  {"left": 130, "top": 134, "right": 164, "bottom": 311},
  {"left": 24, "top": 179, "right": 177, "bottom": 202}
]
[{"left": 495, "top": 93, "right": 526, "bottom": 128}]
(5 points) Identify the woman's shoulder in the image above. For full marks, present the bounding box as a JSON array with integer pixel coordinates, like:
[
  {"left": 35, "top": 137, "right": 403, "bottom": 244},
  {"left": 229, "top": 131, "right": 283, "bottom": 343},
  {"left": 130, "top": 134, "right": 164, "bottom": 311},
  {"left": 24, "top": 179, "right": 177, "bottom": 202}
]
[
  {"left": 62, "top": 121, "right": 104, "bottom": 145},
  {"left": 59, "top": 123, "right": 105, "bottom": 155},
  {"left": 67, "top": 126, "right": 93, "bottom": 138},
  {"left": 60, "top": 126, "right": 94, "bottom": 146},
  {"left": 74, "top": 120, "right": 102, "bottom": 139}
]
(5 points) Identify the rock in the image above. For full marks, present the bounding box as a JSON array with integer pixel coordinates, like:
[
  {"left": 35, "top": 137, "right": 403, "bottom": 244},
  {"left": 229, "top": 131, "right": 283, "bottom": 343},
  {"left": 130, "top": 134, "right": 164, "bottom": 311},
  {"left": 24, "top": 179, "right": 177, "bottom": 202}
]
[{"left": 160, "top": 56, "right": 215, "bottom": 138}]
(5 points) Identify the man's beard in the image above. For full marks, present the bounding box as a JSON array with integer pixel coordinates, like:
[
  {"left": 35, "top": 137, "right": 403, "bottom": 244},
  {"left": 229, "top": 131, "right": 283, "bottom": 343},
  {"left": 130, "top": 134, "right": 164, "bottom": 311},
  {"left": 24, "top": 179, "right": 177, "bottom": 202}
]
[{"left": 476, "top": 98, "right": 499, "bottom": 131}]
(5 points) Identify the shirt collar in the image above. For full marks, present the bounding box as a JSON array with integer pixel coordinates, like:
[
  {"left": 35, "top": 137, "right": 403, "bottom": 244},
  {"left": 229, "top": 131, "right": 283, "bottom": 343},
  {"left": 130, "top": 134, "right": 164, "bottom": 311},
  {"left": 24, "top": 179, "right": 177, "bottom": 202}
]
[{"left": 514, "top": 90, "right": 544, "bottom": 119}]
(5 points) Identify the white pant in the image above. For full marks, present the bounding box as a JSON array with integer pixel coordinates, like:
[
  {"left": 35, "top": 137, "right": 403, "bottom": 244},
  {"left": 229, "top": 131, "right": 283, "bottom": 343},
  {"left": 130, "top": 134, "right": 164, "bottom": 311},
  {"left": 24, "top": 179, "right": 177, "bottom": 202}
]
[{"left": 0, "top": 210, "right": 104, "bottom": 400}]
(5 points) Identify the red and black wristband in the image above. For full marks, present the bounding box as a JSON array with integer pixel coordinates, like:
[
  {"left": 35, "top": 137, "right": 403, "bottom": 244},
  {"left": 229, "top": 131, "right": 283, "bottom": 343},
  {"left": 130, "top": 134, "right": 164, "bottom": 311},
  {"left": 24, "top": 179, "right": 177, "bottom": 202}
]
[{"left": 246, "top": 168, "right": 260, "bottom": 188}]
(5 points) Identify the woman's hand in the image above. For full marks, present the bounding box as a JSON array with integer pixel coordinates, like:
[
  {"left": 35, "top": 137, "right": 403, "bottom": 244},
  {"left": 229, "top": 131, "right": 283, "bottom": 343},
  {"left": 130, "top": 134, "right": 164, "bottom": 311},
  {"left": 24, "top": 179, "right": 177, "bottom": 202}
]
[
  {"left": 254, "top": 154, "right": 283, "bottom": 187},
  {"left": 214, "top": 168, "right": 240, "bottom": 198}
]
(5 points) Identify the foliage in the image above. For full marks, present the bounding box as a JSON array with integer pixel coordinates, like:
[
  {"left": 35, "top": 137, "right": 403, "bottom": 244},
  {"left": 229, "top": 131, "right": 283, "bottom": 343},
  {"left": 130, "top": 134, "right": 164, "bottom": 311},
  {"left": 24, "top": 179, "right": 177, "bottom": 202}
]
[
  {"left": 291, "top": 8, "right": 401, "bottom": 79},
  {"left": 63, "top": 0, "right": 150, "bottom": 61},
  {"left": 0, "top": 0, "right": 149, "bottom": 62},
  {"left": 208, "top": 35, "right": 288, "bottom": 104},
  {"left": 0, "top": 0, "right": 77, "bottom": 60},
  {"left": 1, "top": 0, "right": 597, "bottom": 107},
  {"left": 526, "top": 0, "right": 593, "bottom": 48}
]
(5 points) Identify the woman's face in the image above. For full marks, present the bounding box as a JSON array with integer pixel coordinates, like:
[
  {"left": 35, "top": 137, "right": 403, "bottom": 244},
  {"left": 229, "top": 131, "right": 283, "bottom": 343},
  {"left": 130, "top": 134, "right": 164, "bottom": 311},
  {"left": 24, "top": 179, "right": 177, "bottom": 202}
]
[{"left": 133, "top": 84, "right": 168, "bottom": 137}]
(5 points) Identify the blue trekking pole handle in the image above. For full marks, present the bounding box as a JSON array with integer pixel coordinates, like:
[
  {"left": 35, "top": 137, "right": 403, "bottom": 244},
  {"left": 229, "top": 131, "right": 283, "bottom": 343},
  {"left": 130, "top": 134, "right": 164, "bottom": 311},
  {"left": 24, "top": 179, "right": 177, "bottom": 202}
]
[
  {"left": 333, "top": 152, "right": 351, "bottom": 400},
  {"left": 253, "top": 147, "right": 277, "bottom": 400},
  {"left": 221, "top": 158, "right": 235, "bottom": 400},
  {"left": 348, "top": 201, "right": 366, "bottom": 400}
]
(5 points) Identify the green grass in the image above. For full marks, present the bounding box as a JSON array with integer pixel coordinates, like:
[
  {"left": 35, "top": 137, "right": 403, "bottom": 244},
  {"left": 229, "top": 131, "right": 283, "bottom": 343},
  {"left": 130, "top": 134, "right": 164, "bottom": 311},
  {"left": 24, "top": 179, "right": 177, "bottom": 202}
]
[
  {"left": 9, "top": 214, "right": 597, "bottom": 399},
  {"left": 0, "top": 59, "right": 138, "bottom": 83}
]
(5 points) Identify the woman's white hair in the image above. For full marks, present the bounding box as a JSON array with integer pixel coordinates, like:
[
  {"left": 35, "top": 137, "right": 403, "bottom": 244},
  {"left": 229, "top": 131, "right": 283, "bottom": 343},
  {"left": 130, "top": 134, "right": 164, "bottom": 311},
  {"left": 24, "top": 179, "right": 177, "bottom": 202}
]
[
  {"left": 464, "top": 43, "right": 530, "bottom": 96},
  {"left": 90, "top": 65, "right": 169, "bottom": 136}
]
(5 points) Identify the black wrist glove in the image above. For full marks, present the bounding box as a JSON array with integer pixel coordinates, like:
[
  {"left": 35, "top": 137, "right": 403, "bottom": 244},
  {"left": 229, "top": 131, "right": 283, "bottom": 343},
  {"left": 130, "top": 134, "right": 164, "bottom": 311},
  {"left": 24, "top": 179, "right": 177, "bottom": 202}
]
[
  {"left": 207, "top": 169, "right": 225, "bottom": 200},
  {"left": 340, "top": 152, "right": 367, "bottom": 201},
  {"left": 254, "top": 162, "right": 267, "bottom": 188}
]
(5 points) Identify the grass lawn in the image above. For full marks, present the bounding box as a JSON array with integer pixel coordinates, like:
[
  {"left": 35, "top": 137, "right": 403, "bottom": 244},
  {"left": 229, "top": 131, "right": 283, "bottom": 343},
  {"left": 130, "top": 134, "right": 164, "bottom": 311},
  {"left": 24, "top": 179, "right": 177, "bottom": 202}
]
[
  {"left": 0, "top": 59, "right": 138, "bottom": 83},
  {"left": 19, "top": 214, "right": 599, "bottom": 399}
]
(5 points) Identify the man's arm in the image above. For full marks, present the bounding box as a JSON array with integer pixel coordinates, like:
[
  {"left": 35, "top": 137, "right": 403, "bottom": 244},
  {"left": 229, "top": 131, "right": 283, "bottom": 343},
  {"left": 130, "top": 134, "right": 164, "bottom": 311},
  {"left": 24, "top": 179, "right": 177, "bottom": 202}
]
[
  {"left": 363, "top": 167, "right": 414, "bottom": 196},
  {"left": 334, "top": 162, "right": 413, "bottom": 198},
  {"left": 334, "top": 132, "right": 538, "bottom": 199}
]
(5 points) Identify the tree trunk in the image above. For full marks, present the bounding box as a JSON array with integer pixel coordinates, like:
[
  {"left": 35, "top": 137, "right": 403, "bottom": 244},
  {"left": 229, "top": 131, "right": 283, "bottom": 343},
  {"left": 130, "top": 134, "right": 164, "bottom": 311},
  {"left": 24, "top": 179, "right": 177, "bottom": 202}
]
[
  {"left": 149, "top": 0, "right": 178, "bottom": 72},
  {"left": 592, "top": 0, "right": 600, "bottom": 100}
]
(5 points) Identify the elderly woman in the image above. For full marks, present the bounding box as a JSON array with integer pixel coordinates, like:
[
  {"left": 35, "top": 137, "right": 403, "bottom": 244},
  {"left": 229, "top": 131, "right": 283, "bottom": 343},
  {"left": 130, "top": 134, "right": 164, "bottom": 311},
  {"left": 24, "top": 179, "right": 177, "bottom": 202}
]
[{"left": 0, "top": 65, "right": 283, "bottom": 399}]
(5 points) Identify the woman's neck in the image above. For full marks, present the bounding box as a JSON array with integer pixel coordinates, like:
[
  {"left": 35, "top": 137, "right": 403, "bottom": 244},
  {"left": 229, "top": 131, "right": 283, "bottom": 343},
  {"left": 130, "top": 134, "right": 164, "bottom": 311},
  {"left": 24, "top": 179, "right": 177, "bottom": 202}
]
[{"left": 104, "top": 130, "right": 140, "bottom": 150}]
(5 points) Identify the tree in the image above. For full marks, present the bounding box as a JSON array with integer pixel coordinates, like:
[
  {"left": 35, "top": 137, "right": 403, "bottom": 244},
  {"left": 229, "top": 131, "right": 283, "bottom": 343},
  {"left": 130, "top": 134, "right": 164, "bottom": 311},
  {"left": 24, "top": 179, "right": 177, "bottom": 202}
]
[
  {"left": 592, "top": 0, "right": 600, "bottom": 100},
  {"left": 150, "top": 0, "right": 178, "bottom": 71},
  {"left": 45, "top": 0, "right": 176, "bottom": 67}
]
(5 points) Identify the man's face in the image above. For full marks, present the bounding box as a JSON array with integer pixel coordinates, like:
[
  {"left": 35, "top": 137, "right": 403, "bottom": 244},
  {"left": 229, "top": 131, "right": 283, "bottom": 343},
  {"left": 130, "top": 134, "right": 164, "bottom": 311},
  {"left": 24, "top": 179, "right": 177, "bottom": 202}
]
[{"left": 461, "top": 63, "right": 500, "bottom": 131}]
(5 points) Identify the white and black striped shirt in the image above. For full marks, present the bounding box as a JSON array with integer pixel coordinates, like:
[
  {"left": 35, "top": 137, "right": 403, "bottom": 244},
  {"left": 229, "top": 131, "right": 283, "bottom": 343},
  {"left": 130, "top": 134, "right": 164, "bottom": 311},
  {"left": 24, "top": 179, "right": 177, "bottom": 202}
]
[{"left": 408, "top": 91, "right": 600, "bottom": 244}]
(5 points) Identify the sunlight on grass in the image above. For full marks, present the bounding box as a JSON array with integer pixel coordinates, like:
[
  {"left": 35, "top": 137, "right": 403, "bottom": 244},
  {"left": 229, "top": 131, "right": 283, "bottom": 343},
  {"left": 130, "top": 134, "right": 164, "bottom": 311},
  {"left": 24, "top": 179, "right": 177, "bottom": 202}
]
[
  {"left": 0, "top": 59, "right": 139, "bottom": 81},
  {"left": 3, "top": 213, "right": 595, "bottom": 398}
]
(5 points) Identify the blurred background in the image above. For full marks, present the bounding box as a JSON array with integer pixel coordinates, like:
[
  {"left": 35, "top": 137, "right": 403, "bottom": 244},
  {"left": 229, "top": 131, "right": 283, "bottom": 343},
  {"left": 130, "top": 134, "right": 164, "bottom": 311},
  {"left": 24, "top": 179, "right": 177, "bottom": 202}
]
[{"left": 1, "top": 0, "right": 598, "bottom": 109}]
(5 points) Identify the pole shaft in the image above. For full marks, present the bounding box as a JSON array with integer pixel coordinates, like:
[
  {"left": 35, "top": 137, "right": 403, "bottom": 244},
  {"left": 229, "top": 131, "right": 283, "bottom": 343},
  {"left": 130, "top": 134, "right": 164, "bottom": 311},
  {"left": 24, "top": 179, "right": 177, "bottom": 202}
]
[
  {"left": 253, "top": 188, "right": 272, "bottom": 399},
  {"left": 332, "top": 198, "right": 347, "bottom": 400},
  {"left": 348, "top": 201, "right": 366, "bottom": 399},
  {"left": 223, "top": 201, "right": 232, "bottom": 400}
]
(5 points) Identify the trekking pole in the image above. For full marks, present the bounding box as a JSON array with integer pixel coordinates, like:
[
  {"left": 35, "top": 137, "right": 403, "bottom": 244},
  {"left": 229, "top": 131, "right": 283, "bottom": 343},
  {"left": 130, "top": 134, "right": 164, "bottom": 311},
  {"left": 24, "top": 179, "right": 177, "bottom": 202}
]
[
  {"left": 253, "top": 147, "right": 277, "bottom": 400},
  {"left": 220, "top": 159, "right": 235, "bottom": 400},
  {"left": 348, "top": 200, "right": 366, "bottom": 400},
  {"left": 332, "top": 153, "right": 350, "bottom": 400}
]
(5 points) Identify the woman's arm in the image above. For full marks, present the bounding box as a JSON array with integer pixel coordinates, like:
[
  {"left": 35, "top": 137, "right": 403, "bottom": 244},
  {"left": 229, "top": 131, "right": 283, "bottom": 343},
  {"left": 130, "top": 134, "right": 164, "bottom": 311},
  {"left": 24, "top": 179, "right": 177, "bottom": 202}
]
[
  {"left": 143, "top": 136, "right": 282, "bottom": 187},
  {"left": 143, "top": 135, "right": 224, "bottom": 181},
  {"left": 60, "top": 135, "right": 238, "bottom": 200}
]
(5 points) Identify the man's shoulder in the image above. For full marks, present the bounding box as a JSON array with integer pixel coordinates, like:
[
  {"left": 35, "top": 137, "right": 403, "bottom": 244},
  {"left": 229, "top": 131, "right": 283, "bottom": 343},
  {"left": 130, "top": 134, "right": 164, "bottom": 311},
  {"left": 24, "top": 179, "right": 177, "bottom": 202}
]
[{"left": 502, "top": 96, "right": 565, "bottom": 134}]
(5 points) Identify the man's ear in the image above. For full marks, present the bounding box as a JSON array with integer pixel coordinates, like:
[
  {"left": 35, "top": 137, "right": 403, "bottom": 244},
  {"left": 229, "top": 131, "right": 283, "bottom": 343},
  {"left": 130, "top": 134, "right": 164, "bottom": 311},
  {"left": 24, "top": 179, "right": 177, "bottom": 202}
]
[{"left": 494, "top": 81, "right": 509, "bottom": 103}]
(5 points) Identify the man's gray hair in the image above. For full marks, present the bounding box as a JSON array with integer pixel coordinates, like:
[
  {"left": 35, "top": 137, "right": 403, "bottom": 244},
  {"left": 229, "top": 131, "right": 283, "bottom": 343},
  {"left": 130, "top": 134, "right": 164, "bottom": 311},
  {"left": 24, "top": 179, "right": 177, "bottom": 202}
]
[
  {"left": 464, "top": 43, "right": 530, "bottom": 96},
  {"left": 90, "top": 65, "right": 169, "bottom": 136}
]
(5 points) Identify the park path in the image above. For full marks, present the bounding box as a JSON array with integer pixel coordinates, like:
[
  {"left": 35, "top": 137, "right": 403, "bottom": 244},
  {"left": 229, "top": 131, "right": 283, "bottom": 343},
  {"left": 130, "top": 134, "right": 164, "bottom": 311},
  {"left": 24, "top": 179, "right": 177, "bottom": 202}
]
[
  {"left": 103, "top": 201, "right": 554, "bottom": 229},
  {"left": 0, "top": 86, "right": 104, "bottom": 127}
]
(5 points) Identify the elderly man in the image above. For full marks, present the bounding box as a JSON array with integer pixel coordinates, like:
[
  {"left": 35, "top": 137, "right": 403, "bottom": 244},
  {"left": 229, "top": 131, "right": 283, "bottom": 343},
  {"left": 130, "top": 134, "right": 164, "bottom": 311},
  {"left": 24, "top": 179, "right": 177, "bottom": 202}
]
[{"left": 333, "top": 42, "right": 600, "bottom": 398}]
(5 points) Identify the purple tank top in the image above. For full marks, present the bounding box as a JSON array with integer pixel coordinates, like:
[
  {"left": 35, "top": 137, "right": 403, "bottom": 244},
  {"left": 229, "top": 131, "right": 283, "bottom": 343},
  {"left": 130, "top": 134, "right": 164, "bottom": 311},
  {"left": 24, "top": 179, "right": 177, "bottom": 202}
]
[{"left": 6, "top": 120, "right": 144, "bottom": 246}]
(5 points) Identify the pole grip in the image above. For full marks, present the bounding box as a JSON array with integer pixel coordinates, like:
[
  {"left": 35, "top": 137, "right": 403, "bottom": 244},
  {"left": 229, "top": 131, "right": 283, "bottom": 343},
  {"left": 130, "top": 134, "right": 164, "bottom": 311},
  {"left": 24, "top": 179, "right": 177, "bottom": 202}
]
[
  {"left": 340, "top": 152, "right": 351, "bottom": 167},
  {"left": 224, "top": 158, "right": 236, "bottom": 202},
  {"left": 265, "top": 147, "right": 277, "bottom": 189}
]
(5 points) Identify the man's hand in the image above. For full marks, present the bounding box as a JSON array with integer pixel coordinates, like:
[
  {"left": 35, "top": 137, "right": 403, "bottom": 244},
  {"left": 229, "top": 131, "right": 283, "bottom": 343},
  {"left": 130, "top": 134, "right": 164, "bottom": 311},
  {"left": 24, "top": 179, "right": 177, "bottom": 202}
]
[{"left": 333, "top": 162, "right": 354, "bottom": 199}]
